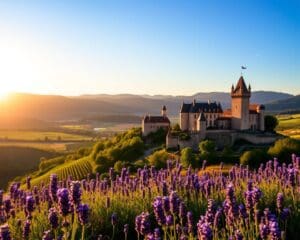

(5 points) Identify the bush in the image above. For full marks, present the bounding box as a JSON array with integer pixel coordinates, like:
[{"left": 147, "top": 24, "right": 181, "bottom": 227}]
[
  {"left": 265, "top": 115, "right": 278, "bottom": 132},
  {"left": 181, "top": 147, "right": 196, "bottom": 168},
  {"left": 268, "top": 138, "right": 300, "bottom": 161},
  {"left": 199, "top": 140, "right": 216, "bottom": 153},
  {"left": 240, "top": 149, "right": 268, "bottom": 168},
  {"left": 147, "top": 149, "right": 169, "bottom": 169}
]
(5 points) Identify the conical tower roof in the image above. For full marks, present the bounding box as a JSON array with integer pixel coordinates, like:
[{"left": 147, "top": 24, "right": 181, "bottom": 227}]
[{"left": 231, "top": 76, "right": 251, "bottom": 97}]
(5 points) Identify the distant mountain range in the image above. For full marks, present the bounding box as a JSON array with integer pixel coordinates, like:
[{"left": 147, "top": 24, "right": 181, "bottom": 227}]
[{"left": 0, "top": 91, "right": 297, "bottom": 126}]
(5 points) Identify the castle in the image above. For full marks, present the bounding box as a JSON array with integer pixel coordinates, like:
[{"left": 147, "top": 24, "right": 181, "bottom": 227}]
[
  {"left": 142, "top": 76, "right": 277, "bottom": 149},
  {"left": 179, "top": 76, "right": 265, "bottom": 132}
]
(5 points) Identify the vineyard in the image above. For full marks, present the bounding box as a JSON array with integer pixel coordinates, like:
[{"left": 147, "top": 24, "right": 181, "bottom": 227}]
[{"left": 30, "top": 157, "right": 94, "bottom": 186}]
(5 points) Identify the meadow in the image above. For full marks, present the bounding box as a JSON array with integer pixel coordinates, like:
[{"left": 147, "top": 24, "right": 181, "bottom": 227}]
[{"left": 276, "top": 114, "right": 300, "bottom": 140}]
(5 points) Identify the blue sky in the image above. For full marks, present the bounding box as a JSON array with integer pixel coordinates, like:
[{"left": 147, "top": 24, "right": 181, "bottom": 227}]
[{"left": 0, "top": 0, "right": 299, "bottom": 96}]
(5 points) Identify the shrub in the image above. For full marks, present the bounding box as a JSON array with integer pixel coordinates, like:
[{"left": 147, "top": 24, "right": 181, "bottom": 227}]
[
  {"left": 240, "top": 149, "right": 268, "bottom": 168},
  {"left": 199, "top": 140, "right": 216, "bottom": 153},
  {"left": 180, "top": 147, "right": 195, "bottom": 168},
  {"left": 268, "top": 138, "right": 300, "bottom": 161},
  {"left": 147, "top": 149, "right": 169, "bottom": 169}
]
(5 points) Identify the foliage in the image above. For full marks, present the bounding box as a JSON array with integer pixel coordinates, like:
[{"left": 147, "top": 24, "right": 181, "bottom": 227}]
[
  {"left": 220, "top": 146, "right": 236, "bottom": 163},
  {"left": 147, "top": 149, "right": 170, "bottom": 169},
  {"left": 199, "top": 140, "right": 217, "bottom": 163},
  {"left": 264, "top": 115, "right": 278, "bottom": 132},
  {"left": 146, "top": 127, "right": 168, "bottom": 144},
  {"left": 240, "top": 149, "right": 269, "bottom": 168},
  {"left": 180, "top": 147, "right": 196, "bottom": 168},
  {"left": 268, "top": 137, "right": 300, "bottom": 161},
  {"left": 199, "top": 140, "right": 216, "bottom": 153}
]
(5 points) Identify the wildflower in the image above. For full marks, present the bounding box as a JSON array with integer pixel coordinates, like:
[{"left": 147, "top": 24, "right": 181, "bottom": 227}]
[
  {"left": 25, "top": 195, "right": 35, "bottom": 215},
  {"left": 197, "top": 221, "right": 212, "bottom": 240},
  {"left": 42, "top": 230, "right": 53, "bottom": 240},
  {"left": 57, "top": 188, "right": 71, "bottom": 216},
  {"left": 0, "top": 224, "right": 11, "bottom": 240},
  {"left": 22, "top": 220, "right": 31, "bottom": 240},
  {"left": 276, "top": 193, "right": 284, "bottom": 210},
  {"left": 49, "top": 174, "right": 58, "bottom": 202},
  {"left": 111, "top": 213, "right": 117, "bottom": 226},
  {"left": 70, "top": 181, "right": 82, "bottom": 206},
  {"left": 77, "top": 204, "right": 89, "bottom": 225},
  {"left": 152, "top": 197, "right": 165, "bottom": 225},
  {"left": 48, "top": 208, "right": 59, "bottom": 229}
]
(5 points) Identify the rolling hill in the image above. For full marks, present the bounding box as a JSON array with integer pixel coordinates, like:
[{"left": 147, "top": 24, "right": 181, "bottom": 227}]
[
  {"left": 265, "top": 95, "right": 300, "bottom": 113},
  {"left": 0, "top": 91, "right": 293, "bottom": 124}
]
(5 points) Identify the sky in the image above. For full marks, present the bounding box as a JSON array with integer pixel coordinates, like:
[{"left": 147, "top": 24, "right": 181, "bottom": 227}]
[{"left": 0, "top": 0, "right": 299, "bottom": 96}]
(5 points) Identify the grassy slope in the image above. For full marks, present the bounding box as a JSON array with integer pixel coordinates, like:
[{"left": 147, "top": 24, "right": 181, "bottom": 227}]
[
  {"left": 0, "top": 146, "right": 58, "bottom": 189},
  {"left": 277, "top": 114, "right": 300, "bottom": 139}
]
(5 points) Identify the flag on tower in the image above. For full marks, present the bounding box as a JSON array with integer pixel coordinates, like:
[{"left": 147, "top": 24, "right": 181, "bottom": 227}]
[{"left": 241, "top": 66, "right": 247, "bottom": 70}]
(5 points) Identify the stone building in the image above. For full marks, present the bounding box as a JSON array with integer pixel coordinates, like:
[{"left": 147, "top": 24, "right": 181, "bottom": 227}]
[
  {"left": 142, "top": 105, "right": 171, "bottom": 136},
  {"left": 167, "top": 76, "right": 272, "bottom": 149}
]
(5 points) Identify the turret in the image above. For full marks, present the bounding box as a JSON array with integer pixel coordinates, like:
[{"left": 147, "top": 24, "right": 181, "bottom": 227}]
[
  {"left": 197, "top": 112, "right": 206, "bottom": 139},
  {"left": 256, "top": 105, "right": 265, "bottom": 131},
  {"left": 161, "top": 105, "right": 167, "bottom": 117}
]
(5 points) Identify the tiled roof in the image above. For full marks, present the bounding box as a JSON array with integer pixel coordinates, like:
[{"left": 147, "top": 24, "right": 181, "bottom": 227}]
[
  {"left": 143, "top": 115, "right": 170, "bottom": 124},
  {"left": 180, "top": 101, "right": 223, "bottom": 113},
  {"left": 232, "top": 76, "right": 250, "bottom": 95}
]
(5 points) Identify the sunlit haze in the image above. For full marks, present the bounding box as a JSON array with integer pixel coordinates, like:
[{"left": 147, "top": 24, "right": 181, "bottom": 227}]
[{"left": 0, "top": 0, "right": 299, "bottom": 96}]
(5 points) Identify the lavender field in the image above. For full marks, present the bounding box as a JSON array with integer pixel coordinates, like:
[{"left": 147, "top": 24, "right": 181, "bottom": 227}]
[{"left": 0, "top": 156, "right": 299, "bottom": 240}]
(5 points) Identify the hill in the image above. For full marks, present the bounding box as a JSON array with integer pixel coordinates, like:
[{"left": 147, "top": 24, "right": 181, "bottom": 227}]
[
  {"left": 0, "top": 91, "right": 293, "bottom": 124},
  {"left": 265, "top": 95, "right": 300, "bottom": 113}
]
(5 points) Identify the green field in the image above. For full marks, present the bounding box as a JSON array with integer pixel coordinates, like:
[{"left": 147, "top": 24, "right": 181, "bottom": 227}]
[
  {"left": 277, "top": 114, "right": 300, "bottom": 139},
  {"left": 0, "top": 130, "right": 92, "bottom": 141},
  {"left": 0, "top": 146, "right": 58, "bottom": 189}
]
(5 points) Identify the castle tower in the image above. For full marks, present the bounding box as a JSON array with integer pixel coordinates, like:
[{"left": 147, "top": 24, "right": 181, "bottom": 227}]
[
  {"left": 231, "top": 76, "right": 251, "bottom": 130},
  {"left": 197, "top": 112, "right": 206, "bottom": 139},
  {"left": 161, "top": 105, "right": 167, "bottom": 117}
]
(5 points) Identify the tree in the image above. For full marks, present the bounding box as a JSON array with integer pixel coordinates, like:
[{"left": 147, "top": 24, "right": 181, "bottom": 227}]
[
  {"left": 181, "top": 147, "right": 195, "bottom": 168},
  {"left": 148, "top": 149, "right": 169, "bottom": 169},
  {"left": 264, "top": 115, "right": 278, "bottom": 132}
]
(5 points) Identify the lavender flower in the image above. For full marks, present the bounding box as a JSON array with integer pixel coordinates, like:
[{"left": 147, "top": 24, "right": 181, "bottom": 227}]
[
  {"left": 136, "top": 212, "right": 151, "bottom": 236},
  {"left": 48, "top": 208, "right": 59, "bottom": 229},
  {"left": 152, "top": 197, "right": 165, "bottom": 225},
  {"left": 197, "top": 221, "right": 212, "bottom": 240},
  {"left": 0, "top": 224, "right": 11, "bottom": 240},
  {"left": 22, "top": 220, "right": 31, "bottom": 239},
  {"left": 276, "top": 193, "right": 284, "bottom": 210},
  {"left": 57, "top": 188, "right": 70, "bottom": 216},
  {"left": 70, "top": 181, "right": 82, "bottom": 206},
  {"left": 42, "top": 230, "right": 53, "bottom": 240},
  {"left": 111, "top": 213, "right": 117, "bottom": 226},
  {"left": 49, "top": 174, "right": 58, "bottom": 202},
  {"left": 77, "top": 204, "right": 89, "bottom": 225},
  {"left": 25, "top": 195, "right": 35, "bottom": 215}
]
